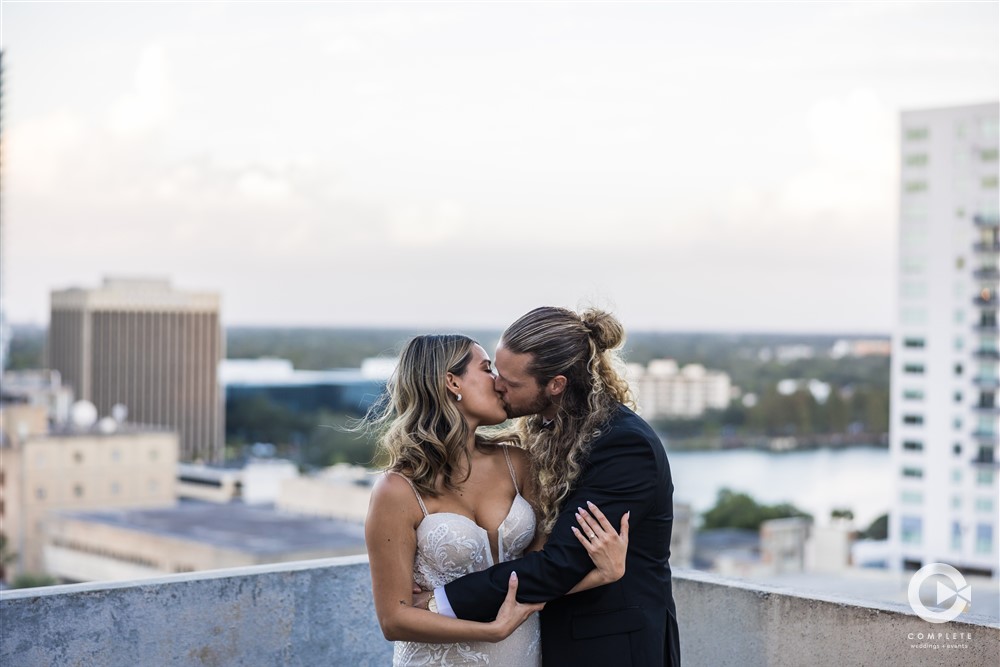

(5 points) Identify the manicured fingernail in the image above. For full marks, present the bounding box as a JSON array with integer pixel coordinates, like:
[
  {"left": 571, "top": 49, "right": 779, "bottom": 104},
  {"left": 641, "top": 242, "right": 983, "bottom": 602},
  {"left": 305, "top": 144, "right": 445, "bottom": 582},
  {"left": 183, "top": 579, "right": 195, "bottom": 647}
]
[
  {"left": 587, "top": 501, "right": 595, "bottom": 508},
  {"left": 625, "top": 511, "right": 631, "bottom": 518},
  {"left": 511, "top": 572, "right": 517, "bottom": 580},
  {"left": 577, "top": 507, "right": 583, "bottom": 513}
]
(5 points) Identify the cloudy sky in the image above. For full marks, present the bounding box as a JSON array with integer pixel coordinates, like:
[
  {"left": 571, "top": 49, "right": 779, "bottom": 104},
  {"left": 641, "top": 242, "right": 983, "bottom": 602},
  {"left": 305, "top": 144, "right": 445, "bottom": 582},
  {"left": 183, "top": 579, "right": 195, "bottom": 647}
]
[{"left": 2, "top": 2, "right": 997, "bottom": 332}]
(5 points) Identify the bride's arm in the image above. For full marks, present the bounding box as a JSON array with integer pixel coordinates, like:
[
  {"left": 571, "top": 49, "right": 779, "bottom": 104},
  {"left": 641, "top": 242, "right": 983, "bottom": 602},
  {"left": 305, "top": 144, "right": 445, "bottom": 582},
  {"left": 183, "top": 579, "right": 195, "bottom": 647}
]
[
  {"left": 510, "top": 448, "right": 627, "bottom": 594},
  {"left": 366, "top": 473, "right": 541, "bottom": 643}
]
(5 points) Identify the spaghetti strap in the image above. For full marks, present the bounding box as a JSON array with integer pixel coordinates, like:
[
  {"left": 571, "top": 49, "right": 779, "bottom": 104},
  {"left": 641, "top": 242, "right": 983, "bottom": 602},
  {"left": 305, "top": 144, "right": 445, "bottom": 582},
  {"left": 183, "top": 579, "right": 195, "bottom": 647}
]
[
  {"left": 501, "top": 445, "right": 519, "bottom": 494},
  {"left": 386, "top": 471, "right": 429, "bottom": 517}
]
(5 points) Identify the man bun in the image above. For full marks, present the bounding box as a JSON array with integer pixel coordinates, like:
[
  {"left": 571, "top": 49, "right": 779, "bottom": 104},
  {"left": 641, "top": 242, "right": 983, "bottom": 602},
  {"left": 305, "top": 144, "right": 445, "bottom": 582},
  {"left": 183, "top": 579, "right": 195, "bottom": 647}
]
[{"left": 580, "top": 308, "right": 625, "bottom": 352}]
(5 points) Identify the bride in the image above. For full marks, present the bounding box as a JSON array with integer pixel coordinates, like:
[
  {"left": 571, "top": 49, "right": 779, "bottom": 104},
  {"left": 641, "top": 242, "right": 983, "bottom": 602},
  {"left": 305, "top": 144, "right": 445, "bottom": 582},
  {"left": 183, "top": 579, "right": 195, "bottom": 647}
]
[{"left": 365, "top": 334, "right": 629, "bottom": 666}]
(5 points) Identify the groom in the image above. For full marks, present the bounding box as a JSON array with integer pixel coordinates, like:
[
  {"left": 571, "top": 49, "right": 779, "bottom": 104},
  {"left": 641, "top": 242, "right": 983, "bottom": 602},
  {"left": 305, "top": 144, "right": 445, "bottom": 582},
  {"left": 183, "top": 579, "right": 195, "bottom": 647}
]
[{"left": 421, "top": 306, "right": 680, "bottom": 666}]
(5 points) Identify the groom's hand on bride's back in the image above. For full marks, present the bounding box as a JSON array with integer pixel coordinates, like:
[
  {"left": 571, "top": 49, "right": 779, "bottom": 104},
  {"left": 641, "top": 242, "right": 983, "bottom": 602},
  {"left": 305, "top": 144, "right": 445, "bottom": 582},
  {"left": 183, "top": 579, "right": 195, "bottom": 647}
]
[{"left": 411, "top": 586, "right": 432, "bottom": 610}]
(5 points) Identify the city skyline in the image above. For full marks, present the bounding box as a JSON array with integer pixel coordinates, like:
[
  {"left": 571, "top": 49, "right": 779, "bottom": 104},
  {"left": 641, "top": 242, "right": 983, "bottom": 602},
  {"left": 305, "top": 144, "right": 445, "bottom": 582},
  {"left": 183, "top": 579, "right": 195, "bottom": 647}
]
[{"left": 1, "top": 2, "right": 998, "bottom": 332}]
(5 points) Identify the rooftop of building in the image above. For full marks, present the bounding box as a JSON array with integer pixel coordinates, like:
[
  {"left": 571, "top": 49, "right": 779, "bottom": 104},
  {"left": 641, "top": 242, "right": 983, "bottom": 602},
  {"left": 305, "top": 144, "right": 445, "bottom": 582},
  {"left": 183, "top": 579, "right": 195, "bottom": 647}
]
[{"left": 54, "top": 500, "right": 366, "bottom": 555}]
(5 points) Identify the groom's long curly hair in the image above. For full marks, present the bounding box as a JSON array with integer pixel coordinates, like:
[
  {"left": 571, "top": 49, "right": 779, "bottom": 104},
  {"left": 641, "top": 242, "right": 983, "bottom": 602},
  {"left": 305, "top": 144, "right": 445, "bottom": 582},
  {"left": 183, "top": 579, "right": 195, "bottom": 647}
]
[{"left": 502, "top": 306, "right": 635, "bottom": 534}]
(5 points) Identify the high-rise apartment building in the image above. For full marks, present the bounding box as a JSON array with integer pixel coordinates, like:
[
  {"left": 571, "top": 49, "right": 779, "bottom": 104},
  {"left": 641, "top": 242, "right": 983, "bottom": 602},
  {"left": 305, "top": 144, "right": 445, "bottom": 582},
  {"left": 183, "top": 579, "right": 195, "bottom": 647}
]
[
  {"left": 48, "top": 278, "right": 223, "bottom": 462},
  {"left": 889, "top": 102, "right": 999, "bottom": 576},
  {"left": 0, "top": 49, "right": 10, "bottom": 373}
]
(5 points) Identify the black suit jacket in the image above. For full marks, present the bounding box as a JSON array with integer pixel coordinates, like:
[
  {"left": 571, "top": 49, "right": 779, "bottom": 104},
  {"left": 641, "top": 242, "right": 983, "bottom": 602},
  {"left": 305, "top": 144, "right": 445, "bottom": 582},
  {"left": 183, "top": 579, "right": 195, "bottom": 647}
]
[{"left": 444, "top": 405, "right": 680, "bottom": 666}]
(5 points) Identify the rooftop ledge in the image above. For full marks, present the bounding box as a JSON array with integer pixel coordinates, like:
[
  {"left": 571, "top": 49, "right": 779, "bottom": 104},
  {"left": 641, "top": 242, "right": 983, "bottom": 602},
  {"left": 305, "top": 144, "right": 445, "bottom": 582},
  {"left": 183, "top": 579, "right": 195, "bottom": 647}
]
[{"left": 2, "top": 557, "right": 998, "bottom": 667}]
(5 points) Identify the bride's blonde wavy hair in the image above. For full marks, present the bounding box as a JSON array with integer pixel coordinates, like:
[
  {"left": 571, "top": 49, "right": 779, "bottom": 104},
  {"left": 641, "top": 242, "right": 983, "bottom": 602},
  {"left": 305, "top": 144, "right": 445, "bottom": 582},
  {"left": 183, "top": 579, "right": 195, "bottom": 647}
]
[
  {"left": 501, "top": 307, "right": 635, "bottom": 534},
  {"left": 368, "top": 334, "right": 517, "bottom": 497}
]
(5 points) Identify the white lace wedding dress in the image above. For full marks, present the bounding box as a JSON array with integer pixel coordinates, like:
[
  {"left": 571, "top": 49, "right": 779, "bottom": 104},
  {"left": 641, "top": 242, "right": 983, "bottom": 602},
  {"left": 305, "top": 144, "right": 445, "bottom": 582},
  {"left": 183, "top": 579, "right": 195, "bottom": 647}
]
[{"left": 391, "top": 447, "right": 542, "bottom": 667}]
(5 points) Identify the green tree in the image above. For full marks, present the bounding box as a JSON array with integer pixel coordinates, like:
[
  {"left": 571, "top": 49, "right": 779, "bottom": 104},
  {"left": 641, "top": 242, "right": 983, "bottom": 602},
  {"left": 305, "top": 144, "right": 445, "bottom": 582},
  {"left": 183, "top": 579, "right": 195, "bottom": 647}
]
[
  {"left": 10, "top": 573, "right": 58, "bottom": 589},
  {"left": 701, "top": 488, "right": 812, "bottom": 531},
  {"left": 859, "top": 514, "right": 888, "bottom": 540}
]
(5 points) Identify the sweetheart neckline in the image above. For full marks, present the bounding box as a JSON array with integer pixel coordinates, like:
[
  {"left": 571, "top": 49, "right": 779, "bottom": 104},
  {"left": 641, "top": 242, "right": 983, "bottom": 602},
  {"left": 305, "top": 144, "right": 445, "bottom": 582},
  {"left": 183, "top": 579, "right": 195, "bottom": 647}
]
[{"left": 416, "top": 492, "right": 527, "bottom": 535}]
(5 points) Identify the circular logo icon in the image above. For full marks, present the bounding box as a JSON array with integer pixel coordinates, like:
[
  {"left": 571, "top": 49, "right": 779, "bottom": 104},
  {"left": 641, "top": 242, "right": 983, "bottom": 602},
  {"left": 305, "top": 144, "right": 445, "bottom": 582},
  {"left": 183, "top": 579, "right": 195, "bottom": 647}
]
[{"left": 907, "top": 563, "right": 971, "bottom": 624}]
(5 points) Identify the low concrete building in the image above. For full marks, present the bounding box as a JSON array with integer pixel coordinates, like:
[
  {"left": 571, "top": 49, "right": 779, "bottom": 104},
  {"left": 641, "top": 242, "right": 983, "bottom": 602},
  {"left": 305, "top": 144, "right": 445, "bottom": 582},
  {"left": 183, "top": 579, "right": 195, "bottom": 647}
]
[
  {"left": 0, "top": 403, "right": 177, "bottom": 580},
  {"left": 277, "top": 464, "right": 374, "bottom": 523},
  {"left": 176, "top": 463, "right": 242, "bottom": 503},
  {"left": 44, "top": 501, "right": 367, "bottom": 583}
]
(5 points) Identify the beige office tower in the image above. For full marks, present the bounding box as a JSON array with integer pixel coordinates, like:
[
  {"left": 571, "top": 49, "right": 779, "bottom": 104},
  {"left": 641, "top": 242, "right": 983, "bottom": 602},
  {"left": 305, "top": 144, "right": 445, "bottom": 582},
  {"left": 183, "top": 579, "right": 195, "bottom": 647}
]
[{"left": 48, "top": 278, "right": 223, "bottom": 463}]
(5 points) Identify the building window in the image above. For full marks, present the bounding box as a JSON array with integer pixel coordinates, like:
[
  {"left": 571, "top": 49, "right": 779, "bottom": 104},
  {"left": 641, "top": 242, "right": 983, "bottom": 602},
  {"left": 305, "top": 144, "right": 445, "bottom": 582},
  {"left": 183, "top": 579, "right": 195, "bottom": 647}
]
[
  {"left": 954, "top": 391, "right": 963, "bottom": 403},
  {"left": 111, "top": 481, "right": 121, "bottom": 495},
  {"left": 904, "top": 414, "right": 924, "bottom": 425},
  {"left": 976, "top": 524, "right": 993, "bottom": 554},
  {"left": 954, "top": 337, "right": 964, "bottom": 351},
  {"left": 150, "top": 449, "right": 159, "bottom": 462},
  {"left": 904, "top": 363, "right": 925, "bottom": 375},
  {"left": 904, "top": 154, "right": 929, "bottom": 167},
  {"left": 955, "top": 363, "right": 963, "bottom": 376},
  {"left": 952, "top": 495, "right": 962, "bottom": 510},
  {"left": 73, "top": 484, "right": 84, "bottom": 498},
  {"left": 903, "top": 440, "right": 924, "bottom": 452},
  {"left": 902, "top": 256, "right": 926, "bottom": 275},
  {"left": 902, "top": 308, "right": 928, "bottom": 325},
  {"left": 982, "top": 148, "right": 999, "bottom": 162},
  {"left": 903, "top": 389, "right": 924, "bottom": 401},
  {"left": 977, "top": 469, "right": 995, "bottom": 486},
  {"left": 954, "top": 443, "right": 962, "bottom": 456},
  {"left": 953, "top": 417, "right": 963, "bottom": 430},
  {"left": 952, "top": 469, "right": 963, "bottom": 483},
  {"left": 952, "top": 521, "right": 962, "bottom": 551},
  {"left": 903, "top": 337, "right": 925, "bottom": 349},
  {"left": 112, "top": 449, "right": 121, "bottom": 462},
  {"left": 903, "top": 181, "right": 928, "bottom": 193},
  {"left": 73, "top": 451, "right": 83, "bottom": 464},
  {"left": 903, "top": 467, "right": 924, "bottom": 479},
  {"left": 905, "top": 127, "right": 929, "bottom": 141},
  {"left": 35, "top": 487, "right": 46, "bottom": 501},
  {"left": 983, "top": 175, "right": 998, "bottom": 190},
  {"left": 901, "top": 516, "right": 922, "bottom": 545},
  {"left": 901, "top": 490, "right": 923, "bottom": 504},
  {"left": 975, "top": 497, "right": 994, "bottom": 513}
]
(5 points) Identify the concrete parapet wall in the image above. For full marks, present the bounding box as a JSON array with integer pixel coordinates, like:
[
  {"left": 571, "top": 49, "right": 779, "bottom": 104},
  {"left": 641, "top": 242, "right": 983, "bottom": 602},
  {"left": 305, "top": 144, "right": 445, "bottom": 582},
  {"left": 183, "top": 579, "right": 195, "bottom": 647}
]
[
  {"left": 0, "top": 556, "right": 392, "bottom": 667},
  {"left": 674, "top": 569, "right": 999, "bottom": 667},
  {"left": 2, "top": 559, "right": 997, "bottom": 666}
]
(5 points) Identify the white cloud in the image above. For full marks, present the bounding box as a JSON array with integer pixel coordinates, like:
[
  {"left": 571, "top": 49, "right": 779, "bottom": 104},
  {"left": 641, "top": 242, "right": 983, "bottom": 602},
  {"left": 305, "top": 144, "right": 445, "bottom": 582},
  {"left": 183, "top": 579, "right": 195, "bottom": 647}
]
[{"left": 107, "top": 44, "right": 174, "bottom": 137}]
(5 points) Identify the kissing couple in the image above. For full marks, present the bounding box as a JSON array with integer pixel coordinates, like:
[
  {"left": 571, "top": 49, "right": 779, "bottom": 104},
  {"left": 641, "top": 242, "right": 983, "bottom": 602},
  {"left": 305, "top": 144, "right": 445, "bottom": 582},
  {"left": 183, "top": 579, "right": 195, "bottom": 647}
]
[{"left": 366, "top": 306, "right": 680, "bottom": 666}]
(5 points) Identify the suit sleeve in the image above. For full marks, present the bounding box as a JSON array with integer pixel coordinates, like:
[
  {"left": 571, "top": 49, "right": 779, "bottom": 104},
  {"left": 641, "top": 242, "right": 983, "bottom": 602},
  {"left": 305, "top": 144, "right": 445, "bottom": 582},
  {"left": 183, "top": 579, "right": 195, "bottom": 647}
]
[{"left": 443, "top": 432, "right": 659, "bottom": 622}]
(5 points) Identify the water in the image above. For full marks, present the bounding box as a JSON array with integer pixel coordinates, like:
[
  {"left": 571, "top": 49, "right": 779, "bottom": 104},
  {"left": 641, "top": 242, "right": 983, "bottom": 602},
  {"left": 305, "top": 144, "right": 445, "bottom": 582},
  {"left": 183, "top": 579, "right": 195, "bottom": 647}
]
[{"left": 667, "top": 446, "right": 891, "bottom": 528}]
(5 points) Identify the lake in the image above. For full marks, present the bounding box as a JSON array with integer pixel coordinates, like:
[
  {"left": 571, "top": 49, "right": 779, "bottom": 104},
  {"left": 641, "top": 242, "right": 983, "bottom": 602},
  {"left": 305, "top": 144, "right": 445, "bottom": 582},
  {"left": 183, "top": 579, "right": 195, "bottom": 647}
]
[{"left": 667, "top": 446, "right": 892, "bottom": 528}]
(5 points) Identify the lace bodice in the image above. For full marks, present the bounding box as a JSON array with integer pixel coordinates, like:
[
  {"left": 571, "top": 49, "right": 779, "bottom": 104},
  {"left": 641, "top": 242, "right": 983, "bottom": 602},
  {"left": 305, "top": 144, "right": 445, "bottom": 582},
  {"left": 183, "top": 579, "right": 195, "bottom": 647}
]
[
  {"left": 390, "top": 446, "right": 542, "bottom": 667},
  {"left": 412, "top": 493, "right": 535, "bottom": 590}
]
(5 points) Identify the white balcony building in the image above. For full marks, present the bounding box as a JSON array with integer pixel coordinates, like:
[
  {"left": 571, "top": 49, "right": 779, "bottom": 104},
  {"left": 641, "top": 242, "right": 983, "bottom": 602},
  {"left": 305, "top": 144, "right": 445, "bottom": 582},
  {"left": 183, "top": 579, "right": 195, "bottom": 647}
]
[
  {"left": 888, "top": 102, "right": 999, "bottom": 576},
  {"left": 627, "top": 360, "right": 732, "bottom": 419}
]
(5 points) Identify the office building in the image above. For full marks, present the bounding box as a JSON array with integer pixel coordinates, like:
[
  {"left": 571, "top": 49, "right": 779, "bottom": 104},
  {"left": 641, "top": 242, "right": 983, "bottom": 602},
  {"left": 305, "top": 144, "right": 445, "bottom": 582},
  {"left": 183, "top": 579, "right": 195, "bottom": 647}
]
[
  {"left": 889, "top": 102, "right": 999, "bottom": 576},
  {"left": 48, "top": 277, "right": 223, "bottom": 462}
]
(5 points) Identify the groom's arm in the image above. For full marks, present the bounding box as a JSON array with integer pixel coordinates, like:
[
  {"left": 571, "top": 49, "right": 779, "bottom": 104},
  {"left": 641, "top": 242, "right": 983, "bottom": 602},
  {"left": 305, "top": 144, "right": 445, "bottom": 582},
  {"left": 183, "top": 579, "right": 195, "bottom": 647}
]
[{"left": 440, "top": 433, "right": 659, "bottom": 622}]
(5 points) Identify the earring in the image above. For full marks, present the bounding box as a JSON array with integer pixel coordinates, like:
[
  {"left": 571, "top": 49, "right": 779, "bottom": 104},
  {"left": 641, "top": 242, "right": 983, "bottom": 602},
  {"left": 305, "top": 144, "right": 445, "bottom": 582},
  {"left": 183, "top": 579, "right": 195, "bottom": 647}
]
[{"left": 456, "top": 393, "right": 463, "bottom": 402}]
